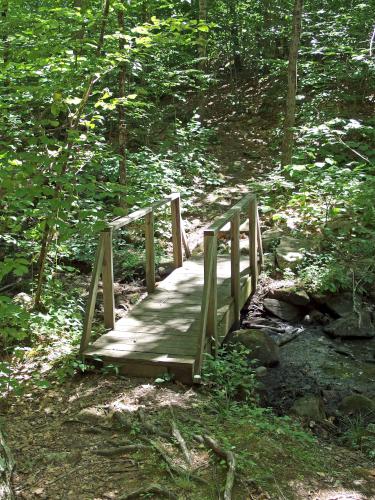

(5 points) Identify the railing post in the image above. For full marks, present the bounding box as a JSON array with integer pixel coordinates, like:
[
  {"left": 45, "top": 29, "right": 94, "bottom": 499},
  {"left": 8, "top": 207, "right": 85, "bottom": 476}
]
[
  {"left": 249, "top": 196, "right": 258, "bottom": 291},
  {"left": 171, "top": 193, "right": 183, "bottom": 268},
  {"left": 257, "top": 211, "right": 263, "bottom": 266},
  {"left": 205, "top": 231, "right": 218, "bottom": 354},
  {"left": 145, "top": 210, "right": 155, "bottom": 293},
  {"left": 80, "top": 234, "right": 105, "bottom": 353},
  {"left": 102, "top": 228, "right": 115, "bottom": 330},
  {"left": 231, "top": 209, "right": 241, "bottom": 329}
]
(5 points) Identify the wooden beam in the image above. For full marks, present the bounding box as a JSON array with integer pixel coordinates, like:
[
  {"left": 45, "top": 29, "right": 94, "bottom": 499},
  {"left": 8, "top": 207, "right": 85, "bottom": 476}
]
[
  {"left": 171, "top": 194, "right": 183, "bottom": 268},
  {"left": 102, "top": 229, "right": 115, "bottom": 330},
  {"left": 145, "top": 210, "right": 155, "bottom": 294},
  {"left": 80, "top": 234, "right": 105, "bottom": 353},
  {"left": 257, "top": 210, "right": 264, "bottom": 266},
  {"left": 249, "top": 196, "right": 258, "bottom": 290},
  {"left": 230, "top": 210, "right": 240, "bottom": 329},
  {"left": 205, "top": 232, "right": 218, "bottom": 354},
  {"left": 108, "top": 207, "right": 152, "bottom": 230},
  {"left": 195, "top": 236, "right": 215, "bottom": 376}
]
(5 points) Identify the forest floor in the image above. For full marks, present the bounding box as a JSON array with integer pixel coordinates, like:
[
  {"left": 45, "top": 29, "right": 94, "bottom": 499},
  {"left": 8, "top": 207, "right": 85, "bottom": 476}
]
[{"left": 3, "top": 75, "right": 375, "bottom": 499}]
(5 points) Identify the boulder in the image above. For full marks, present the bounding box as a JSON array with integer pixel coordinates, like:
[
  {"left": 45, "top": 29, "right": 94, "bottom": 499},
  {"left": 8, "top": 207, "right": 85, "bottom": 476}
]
[
  {"left": 290, "top": 395, "right": 326, "bottom": 421},
  {"left": 339, "top": 395, "right": 375, "bottom": 418},
  {"left": 77, "top": 407, "right": 109, "bottom": 424},
  {"left": 231, "top": 329, "right": 280, "bottom": 367},
  {"left": 262, "top": 229, "right": 284, "bottom": 252},
  {"left": 276, "top": 236, "right": 309, "bottom": 270},
  {"left": 264, "top": 298, "right": 302, "bottom": 322},
  {"left": 267, "top": 287, "right": 310, "bottom": 307},
  {"left": 313, "top": 292, "right": 354, "bottom": 318},
  {"left": 324, "top": 310, "right": 375, "bottom": 338}
]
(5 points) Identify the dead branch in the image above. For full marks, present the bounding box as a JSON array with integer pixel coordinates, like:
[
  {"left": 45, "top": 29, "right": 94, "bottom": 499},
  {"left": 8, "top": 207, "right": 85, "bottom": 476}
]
[
  {"left": 194, "top": 434, "right": 236, "bottom": 500},
  {"left": 118, "top": 484, "right": 178, "bottom": 500}
]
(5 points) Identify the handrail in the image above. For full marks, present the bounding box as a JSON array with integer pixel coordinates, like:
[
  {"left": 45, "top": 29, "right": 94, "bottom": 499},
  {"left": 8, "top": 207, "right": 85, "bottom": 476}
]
[
  {"left": 194, "top": 192, "right": 262, "bottom": 377},
  {"left": 80, "top": 192, "right": 190, "bottom": 354},
  {"left": 107, "top": 193, "right": 180, "bottom": 230}
]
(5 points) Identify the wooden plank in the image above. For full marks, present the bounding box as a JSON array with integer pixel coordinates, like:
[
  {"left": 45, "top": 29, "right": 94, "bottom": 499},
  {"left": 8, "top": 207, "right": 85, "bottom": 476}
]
[
  {"left": 205, "top": 232, "right": 218, "bottom": 353},
  {"left": 102, "top": 229, "right": 115, "bottom": 330},
  {"left": 80, "top": 235, "right": 105, "bottom": 353},
  {"left": 89, "top": 340, "right": 197, "bottom": 356},
  {"left": 230, "top": 210, "right": 241, "bottom": 329},
  {"left": 84, "top": 349, "right": 195, "bottom": 365},
  {"left": 181, "top": 219, "right": 191, "bottom": 259},
  {"left": 108, "top": 206, "right": 151, "bottom": 230},
  {"left": 249, "top": 196, "right": 258, "bottom": 289},
  {"left": 257, "top": 210, "right": 264, "bottom": 266},
  {"left": 171, "top": 194, "right": 183, "bottom": 268},
  {"left": 145, "top": 210, "right": 155, "bottom": 294},
  {"left": 115, "top": 316, "right": 197, "bottom": 333}
]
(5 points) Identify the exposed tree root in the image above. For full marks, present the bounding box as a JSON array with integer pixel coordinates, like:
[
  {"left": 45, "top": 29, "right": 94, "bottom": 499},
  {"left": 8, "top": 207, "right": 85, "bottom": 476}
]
[
  {"left": 0, "top": 428, "right": 14, "bottom": 500},
  {"left": 171, "top": 419, "right": 192, "bottom": 467},
  {"left": 93, "top": 445, "right": 151, "bottom": 456},
  {"left": 118, "top": 484, "right": 178, "bottom": 499},
  {"left": 194, "top": 434, "right": 236, "bottom": 500}
]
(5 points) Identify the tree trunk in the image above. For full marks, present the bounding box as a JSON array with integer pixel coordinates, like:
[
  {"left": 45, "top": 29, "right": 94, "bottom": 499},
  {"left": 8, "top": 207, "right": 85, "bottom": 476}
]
[
  {"left": 198, "top": 0, "right": 207, "bottom": 68},
  {"left": 281, "top": 0, "right": 303, "bottom": 167},
  {"left": 228, "top": 0, "right": 242, "bottom": 71},
  {"left": 0, "top": 428, "right": 14, "bottom": 500},
  {"left": 117, "top": 8, "right": 127, "bottom": 210}
]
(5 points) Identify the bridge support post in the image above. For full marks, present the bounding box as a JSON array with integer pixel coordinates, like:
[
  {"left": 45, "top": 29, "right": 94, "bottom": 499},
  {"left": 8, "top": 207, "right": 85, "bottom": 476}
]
[
  {"left": 102, "top": 228, "right": 115, "bottom": 330},
  {"left": 171, "top": 194, "right": 183, "bottom": 268},
  {"left": 249, "top": 196, "right": 258, "bottom": 291},
  {"left": 231, "top": 209, "right": 241, "bottom": 329},
  {"left": 205, "top": 232, "right": 218, "bottom": 354},
  {"left": 145, "top": 210, "right": 155, "bottom": 293}
]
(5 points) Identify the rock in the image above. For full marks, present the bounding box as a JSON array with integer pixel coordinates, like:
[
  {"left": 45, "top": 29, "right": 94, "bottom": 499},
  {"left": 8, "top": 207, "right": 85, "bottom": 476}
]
[
  {"left": 276, "top": 236, "right": 309, "bottom": 270},
  {"left": 262, "top": 229, "right": 284, "bottom": 252},
  {"left": 77, "top": 407, "right": 108, "bottom": 424},
  {"left": 264, "top": 298, "right": 302, "bottom": 322},
  {"left": 339, "top": 395, "right": 375, "bottom": 418},
  {"left": 263, "top": 252, "right": 276, "bottom": 271},
  {"left": 267, "top": 287, "right": 310, "bottom": 307},
  {"left": 303, "top": 310, "right": 330, "bottom": 325},
  {"left": 255, "top": 366, "right": 267, "bottom": 378},
  {"left": 313, "top": 292, "right": 354, "bottom": 318},
  {"left": 12, "top": 292, "right": 33, "bottom": 310},
  {"left": 231, "top": 329, "right": 280, "bottom": 366},
  {"left": 290, "top": 395, "right": 326, "bottom": 421},
  {"left": 324, "top": 310, "right": 375, "bottom": 338}
]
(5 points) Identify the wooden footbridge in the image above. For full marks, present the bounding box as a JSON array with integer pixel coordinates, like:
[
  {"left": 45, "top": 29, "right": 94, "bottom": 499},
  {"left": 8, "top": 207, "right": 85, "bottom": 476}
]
[{"left": 80, "top": 193, "right": 263, "bottom": 383}]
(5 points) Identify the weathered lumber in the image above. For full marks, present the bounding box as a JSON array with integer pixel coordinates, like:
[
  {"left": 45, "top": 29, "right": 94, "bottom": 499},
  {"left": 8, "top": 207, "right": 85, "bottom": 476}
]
[
  {"left": 145, "top": 210, "right": 155, "bottom": 293},
  {"left": 0, "top": 428, "right": 14, "bottom": 500},
  {"left": 102, "top": 229, "right": 115, "bottom": 329},
  {"left": 80, "top": 234, "right": 105, "bottom": 353},
  {"left": 230, "top": 210, "right": 241, "bottom": 329},
  {"left": 171, "top": 194, "right": 183, "bottom": 268}
]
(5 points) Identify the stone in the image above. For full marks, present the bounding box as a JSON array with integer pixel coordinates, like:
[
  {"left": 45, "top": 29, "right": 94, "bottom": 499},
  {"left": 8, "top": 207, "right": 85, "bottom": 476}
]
[
  {"left": 255, "top": 366, "right": 267, "bottom": 378},
  {"left": 313, "top": 292, "right": 354, "bottom": 318},
  {"left": 263, "top": 298, "right": 302, "bottom": 322},
  {"left": 231, "top": 329, "right": 280, "bottom": 367},
  {"left": 262, "top": 229, "right": 284, "bottom": 252},
  {"left": 267, "top": 287, "right": 310, "bottom": 307},
  {"left": 12, "top": 292, "right": 33, "bottom": 310},
  {"left": 290, "top": 395, "right": 326, "bottom": 421},
  {"left": 263, "top": 252, "right": 276, "bottom": 271},
  {"left": 276, "top": 236, "right": 310, "bottom": 270},
  {"left": 339, "top": 395, "right": 375, "bottom": 417},
  {"left": 77, "top": 406, "right": 109, "bottom": 424},
  {"left": 324, "top": 310, "right": 375, "bottom": 338}
]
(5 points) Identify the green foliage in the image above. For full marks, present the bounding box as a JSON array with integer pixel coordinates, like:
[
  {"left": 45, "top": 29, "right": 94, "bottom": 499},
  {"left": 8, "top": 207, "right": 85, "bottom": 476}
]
[{"left": 202, "top": 346, "right": 257, "bottom": 408}]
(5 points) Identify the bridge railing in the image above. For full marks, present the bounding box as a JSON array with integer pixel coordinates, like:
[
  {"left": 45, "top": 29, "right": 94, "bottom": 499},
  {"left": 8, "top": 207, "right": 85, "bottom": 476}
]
[
  {"left": 80, "top": 193, "right": 190, "bottom": 354},
  {"left": 194, "top": 193, "right": 263, "bottom": 377}
]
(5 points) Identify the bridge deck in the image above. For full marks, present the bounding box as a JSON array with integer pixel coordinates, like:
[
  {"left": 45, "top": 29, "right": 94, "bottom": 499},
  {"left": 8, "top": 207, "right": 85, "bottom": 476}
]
[{"left": 83, "top": 255, "right": 253, "bottom": 383}]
